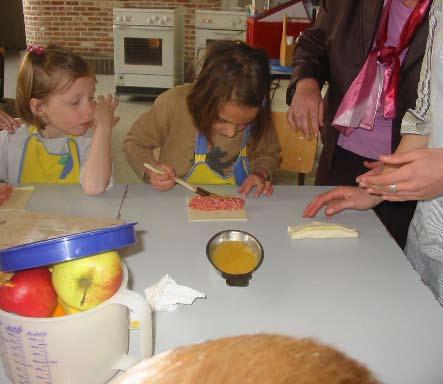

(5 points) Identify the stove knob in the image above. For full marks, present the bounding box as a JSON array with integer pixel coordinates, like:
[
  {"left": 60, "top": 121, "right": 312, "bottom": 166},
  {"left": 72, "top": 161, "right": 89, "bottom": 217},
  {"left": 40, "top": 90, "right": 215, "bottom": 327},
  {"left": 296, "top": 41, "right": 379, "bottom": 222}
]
[
  {"left": 154, "top": 15, "right": 160, "bottom": 22},
  {"left": 206, "top": 18, "right": 212, "bottom": 24},
  {"left": 230, "top": 20, "right": 237, "bottom": 26},
  {"left": 124, "top": 16, "right": 131, "bottom": 22},
  {"left": 162, "top": 16, "right": 170, "bottom": 24},
  {"left": 115, "top": 15, "right": 123, "bottom": 22}
]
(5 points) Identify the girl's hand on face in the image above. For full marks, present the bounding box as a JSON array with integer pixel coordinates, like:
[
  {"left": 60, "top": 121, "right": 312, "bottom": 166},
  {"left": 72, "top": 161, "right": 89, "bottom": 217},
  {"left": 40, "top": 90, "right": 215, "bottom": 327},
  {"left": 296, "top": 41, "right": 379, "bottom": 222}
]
[
  {"left": 0, "top": 111, "right": 20, "bottom": 133},
  {"left": 93, "top": 94, "right": 120, "bottom": 129},
  {"left": 238, "top": 171, "right": 273, "bottom": 198},
  {"left": 147, "top": 163, "right": 176, "bottom": 191}
]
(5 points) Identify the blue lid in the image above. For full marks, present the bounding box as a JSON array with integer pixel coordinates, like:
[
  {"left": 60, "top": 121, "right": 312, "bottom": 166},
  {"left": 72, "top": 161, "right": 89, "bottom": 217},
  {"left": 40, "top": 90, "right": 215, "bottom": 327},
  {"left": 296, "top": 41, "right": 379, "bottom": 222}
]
[{"left": 0, "top": 223, "right": 137, "bottom": 272}]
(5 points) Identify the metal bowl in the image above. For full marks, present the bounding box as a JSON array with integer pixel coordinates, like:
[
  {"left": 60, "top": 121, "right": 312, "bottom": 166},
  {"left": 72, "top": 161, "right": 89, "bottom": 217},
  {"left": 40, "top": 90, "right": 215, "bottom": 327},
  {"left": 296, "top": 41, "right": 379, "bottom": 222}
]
[{"left": 206, "top": 230, "right": 264, "bottom": 287}]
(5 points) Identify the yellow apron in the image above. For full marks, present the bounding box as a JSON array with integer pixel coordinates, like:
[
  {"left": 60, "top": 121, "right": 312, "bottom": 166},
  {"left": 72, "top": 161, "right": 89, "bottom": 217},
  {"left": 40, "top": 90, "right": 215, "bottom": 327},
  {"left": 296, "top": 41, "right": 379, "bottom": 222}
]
[
  {"left": 19, "top": 126, "right": 81, "bottom": 184},
  {"left": 185, "top": 127, "right": 251, "bottom": 186}
]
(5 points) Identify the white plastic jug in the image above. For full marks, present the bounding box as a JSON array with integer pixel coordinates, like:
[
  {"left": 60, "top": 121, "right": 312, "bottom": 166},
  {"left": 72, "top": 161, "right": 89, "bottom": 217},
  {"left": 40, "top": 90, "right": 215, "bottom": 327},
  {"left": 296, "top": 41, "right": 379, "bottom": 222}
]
[{"left": 0, "top": 263, "right": 152, "bottom": 384}]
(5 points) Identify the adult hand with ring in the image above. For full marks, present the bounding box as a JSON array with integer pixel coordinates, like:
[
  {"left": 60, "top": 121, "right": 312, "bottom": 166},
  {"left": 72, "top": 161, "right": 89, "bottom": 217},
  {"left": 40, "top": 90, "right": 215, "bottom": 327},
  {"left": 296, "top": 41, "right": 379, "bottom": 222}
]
[{"left": 358, "top": 148, "right": 443, "bottom": 201}]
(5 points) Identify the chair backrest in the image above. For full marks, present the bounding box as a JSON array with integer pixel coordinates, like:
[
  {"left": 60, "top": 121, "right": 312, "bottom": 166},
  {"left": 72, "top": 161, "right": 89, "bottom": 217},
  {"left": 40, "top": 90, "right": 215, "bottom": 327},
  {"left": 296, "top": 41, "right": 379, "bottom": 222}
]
[{"left": 272, "top": 111, "right": 317, "bottom": 174}]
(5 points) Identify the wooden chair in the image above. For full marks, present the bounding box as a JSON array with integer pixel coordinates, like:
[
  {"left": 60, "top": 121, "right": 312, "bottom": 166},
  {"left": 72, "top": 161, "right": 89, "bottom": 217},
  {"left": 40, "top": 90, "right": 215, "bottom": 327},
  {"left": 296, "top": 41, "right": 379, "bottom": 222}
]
[{"left": 272, "top": 111, "right": 318, "bottom": 185}]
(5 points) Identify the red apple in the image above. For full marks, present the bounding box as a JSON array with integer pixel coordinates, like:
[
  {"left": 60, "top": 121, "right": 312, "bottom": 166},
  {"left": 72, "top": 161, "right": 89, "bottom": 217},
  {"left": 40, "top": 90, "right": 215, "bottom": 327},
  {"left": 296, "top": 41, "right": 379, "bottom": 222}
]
[{"left": 0, "top": 267, "right": 57, "bottom": 318}]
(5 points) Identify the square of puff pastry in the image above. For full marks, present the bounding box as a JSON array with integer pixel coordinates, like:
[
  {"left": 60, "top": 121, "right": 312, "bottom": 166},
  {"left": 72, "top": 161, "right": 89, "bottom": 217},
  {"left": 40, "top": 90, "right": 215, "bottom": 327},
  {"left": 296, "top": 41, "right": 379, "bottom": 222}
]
[{"left": 288, "top": 221, "right": 358, "bottom": 239}]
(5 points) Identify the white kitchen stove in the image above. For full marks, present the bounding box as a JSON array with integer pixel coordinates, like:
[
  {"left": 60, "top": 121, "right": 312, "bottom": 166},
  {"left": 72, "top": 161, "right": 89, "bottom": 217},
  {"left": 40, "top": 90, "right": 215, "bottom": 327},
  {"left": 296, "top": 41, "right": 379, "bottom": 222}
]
[
  {"left": 195, "top": 9, "right": 248, "bottom": 68},
  {"left": 113, "top": 8, "right": 184, "bottom": 96}
]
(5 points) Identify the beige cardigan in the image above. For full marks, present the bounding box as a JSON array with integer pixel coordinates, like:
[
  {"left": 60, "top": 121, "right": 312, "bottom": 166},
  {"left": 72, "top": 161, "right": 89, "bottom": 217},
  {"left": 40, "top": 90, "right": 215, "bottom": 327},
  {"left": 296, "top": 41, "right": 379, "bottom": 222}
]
[{"left": 123, "top": 84, "right": 281, "bottom": 182}]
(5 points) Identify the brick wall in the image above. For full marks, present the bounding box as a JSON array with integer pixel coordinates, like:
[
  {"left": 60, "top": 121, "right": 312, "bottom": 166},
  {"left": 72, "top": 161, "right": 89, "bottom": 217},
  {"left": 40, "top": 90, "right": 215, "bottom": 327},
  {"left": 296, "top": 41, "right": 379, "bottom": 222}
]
[{"left": 22, "top": 0, "right": 222, "bottom": 76}]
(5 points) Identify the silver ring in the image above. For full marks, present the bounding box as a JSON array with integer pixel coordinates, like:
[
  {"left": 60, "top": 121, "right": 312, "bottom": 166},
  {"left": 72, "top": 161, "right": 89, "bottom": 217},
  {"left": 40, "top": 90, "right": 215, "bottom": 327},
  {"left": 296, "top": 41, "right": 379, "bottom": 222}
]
[{"left": 390, "top": 184, "right": 397, "bottom": 193}]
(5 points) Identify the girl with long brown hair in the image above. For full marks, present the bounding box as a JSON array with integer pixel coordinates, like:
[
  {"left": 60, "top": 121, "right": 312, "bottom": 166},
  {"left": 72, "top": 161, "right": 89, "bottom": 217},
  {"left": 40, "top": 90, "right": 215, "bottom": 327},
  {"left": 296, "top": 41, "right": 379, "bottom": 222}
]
[{"left": 124, "top": 41, "right": 280, "bottom": 197}]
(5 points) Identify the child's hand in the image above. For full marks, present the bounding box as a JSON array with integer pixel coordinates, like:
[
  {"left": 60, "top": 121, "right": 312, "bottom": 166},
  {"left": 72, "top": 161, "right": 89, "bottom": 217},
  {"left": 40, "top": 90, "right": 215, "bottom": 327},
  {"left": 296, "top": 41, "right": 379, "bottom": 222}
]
[
  {"left": 238, "top": 169, "right": 273, "bottom": 198},
  {"left": 147, "top": 163, "right": 176, "bottom": 191},
  {"left": 0, "top": 111, "right": 20, "bottom": 133},
  {"left": 93, "top": 94, "right": 119, "bottom": 129}
]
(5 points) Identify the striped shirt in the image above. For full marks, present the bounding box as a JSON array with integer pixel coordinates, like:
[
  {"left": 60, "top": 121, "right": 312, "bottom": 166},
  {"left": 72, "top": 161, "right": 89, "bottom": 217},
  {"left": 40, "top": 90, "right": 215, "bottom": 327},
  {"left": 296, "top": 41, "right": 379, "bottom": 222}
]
[
  {"left": 403, "top": 0, "right": 443, "bottom": 306},
  {"left": 400, "top": 1, "right": 438, "bottom": 136}
]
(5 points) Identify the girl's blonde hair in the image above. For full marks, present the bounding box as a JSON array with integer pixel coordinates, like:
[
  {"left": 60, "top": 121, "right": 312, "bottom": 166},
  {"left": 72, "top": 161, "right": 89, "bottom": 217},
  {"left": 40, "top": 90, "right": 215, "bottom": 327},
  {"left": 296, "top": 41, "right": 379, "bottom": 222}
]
[{"left": 15, "top": 44, "right": 94, "bottom": 129}]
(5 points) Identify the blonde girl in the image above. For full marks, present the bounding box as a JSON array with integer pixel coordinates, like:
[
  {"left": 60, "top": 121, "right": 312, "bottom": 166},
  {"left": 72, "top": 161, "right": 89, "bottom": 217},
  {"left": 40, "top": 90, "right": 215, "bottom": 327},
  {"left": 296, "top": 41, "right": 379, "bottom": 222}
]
[{"left": 0, "top": 44, "right": 119, "bottom": 195}]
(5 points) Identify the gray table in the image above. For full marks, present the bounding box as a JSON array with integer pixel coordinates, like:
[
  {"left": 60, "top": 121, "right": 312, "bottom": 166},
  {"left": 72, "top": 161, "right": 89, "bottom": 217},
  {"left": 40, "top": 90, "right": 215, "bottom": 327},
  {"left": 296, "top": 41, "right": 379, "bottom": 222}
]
[
  {"left": 120, "top": 184, "right": 443, "bottom": 384},
  {"left": 1, "top": 184, "right": 443, "bottom": 384},
  {"left": 26, "top": 184, "right": 128, "bottom": 219}
]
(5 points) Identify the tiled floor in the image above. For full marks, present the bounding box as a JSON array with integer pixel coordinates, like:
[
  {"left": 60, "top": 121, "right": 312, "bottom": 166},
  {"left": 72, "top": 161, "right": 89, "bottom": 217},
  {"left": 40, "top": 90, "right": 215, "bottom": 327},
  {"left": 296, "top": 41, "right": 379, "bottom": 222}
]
[{"left": 3, "top": 50, "right": 320, "bottom": 185}]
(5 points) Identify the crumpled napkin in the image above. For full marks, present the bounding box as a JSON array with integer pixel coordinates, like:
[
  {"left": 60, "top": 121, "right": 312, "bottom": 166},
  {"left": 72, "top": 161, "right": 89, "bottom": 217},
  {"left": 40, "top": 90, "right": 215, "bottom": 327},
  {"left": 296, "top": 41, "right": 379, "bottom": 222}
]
[{"left": 145, "top": 274, "right": 206, "bottom": 311}]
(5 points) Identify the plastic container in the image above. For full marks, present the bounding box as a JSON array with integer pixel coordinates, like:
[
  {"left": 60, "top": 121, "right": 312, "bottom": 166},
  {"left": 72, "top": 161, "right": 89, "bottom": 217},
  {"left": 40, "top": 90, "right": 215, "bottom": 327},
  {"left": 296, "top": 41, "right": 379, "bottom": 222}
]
[
  {"left": 0, "top": 262, "right": 152, "bottom": 384},
  {"left": 0, "top": 223, "right": 137, "bottom": 273}
]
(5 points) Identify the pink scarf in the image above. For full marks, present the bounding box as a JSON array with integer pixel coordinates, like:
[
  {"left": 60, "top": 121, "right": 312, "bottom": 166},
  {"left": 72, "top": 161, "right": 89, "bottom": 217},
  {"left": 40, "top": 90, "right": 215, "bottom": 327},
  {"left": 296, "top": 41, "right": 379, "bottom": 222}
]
[{"left": 333, "top": 0, "right": 431, "bottom": 136}]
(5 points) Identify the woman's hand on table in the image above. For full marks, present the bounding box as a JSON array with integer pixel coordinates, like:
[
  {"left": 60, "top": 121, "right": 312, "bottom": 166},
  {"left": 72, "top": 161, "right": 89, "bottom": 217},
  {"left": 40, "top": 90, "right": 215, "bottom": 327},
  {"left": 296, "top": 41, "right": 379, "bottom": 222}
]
[
  {"left": 0, "top": 110, "right": 20, "bottom": 133},
  {"left": 303, "top": 186, "right": 382, "bottom": 218},
  {"left": 146, "top": 163, "right": 176, "bottom": 191},
  {"left": 238, "top": 169, "right": 273, "bottom": 198},
  {"left": 286, "top": 78, "right": 324, "bottom": 138},
  {"left": 357, "top": 149, "right": 443, "bottom": 201}
]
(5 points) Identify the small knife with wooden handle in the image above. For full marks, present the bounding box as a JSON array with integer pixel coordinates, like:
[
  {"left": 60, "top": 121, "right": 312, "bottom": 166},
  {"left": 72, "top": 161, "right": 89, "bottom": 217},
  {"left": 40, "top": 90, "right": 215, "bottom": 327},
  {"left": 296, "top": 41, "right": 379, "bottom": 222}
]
[{"left": 143, "top": 163, "right": 222, "bottom": 198}]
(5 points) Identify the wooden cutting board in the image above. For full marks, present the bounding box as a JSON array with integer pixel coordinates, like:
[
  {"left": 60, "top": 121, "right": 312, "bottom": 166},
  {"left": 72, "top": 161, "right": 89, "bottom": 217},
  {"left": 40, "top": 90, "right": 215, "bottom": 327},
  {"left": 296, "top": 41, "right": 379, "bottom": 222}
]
[
  {"left": 0, "top": 186, "right": 34, "bottom": 210},
  {"left": 0, "top": 210, "right": 122, "bottom": 250}
]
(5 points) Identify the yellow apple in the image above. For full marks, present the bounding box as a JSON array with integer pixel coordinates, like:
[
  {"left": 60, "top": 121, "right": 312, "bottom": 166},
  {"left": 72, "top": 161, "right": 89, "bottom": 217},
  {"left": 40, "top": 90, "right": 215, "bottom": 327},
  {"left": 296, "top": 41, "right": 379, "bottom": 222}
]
[
  {"left": 57, "top": 297, "right": 79, "bottom": 315},
  {"left": 52, "top": 251, "right": 123, "bottom": 311}
]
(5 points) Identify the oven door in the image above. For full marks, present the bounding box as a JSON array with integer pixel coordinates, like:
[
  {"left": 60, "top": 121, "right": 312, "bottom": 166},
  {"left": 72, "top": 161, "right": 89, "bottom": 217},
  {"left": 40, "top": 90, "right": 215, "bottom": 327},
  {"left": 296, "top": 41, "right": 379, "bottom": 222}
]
[
  {"left": 114, "top": 25, "right": 173, "bottom": 76},
  {"left": 195, "top": 28, "right": 246, "bottom": 64}
]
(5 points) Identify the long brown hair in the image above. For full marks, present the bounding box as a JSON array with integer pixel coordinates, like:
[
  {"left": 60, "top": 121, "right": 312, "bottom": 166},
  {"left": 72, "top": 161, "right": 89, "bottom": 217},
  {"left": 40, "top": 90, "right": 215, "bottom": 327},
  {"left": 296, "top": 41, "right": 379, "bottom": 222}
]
[
  {"left": 187, "top": 41, "right": 272, "bottom": 142},
  {"left": 15, "top": 44, "right": 94, "bottom": 129}
]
